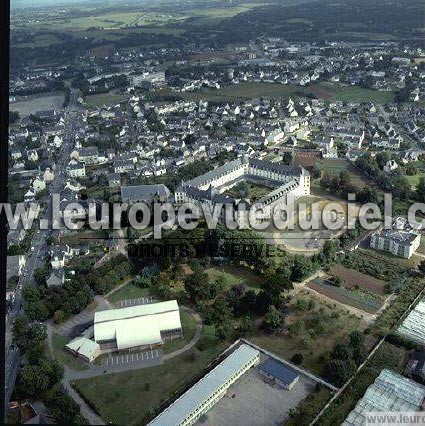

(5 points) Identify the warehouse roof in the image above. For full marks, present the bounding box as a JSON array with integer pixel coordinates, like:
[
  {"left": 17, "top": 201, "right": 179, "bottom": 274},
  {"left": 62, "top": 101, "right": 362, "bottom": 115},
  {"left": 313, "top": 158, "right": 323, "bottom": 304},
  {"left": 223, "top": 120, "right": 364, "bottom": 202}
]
[
  {"left": 397, "top": 299, "right": 425, "bottom": 346},
  {"left": 149, "top": 344, "right": 260, "bottom": 426},
  {"left": 94, "top": 300, "right": 181, "bottom": 343},
  {"left": 116, "top": 317, "right": 162, "bottom": 350},
  {"left": 95, "top": 300, "right": 179, "bottom": 323},
  {"left": 343, "top": 369, "right": 425, "bottom": 426},
  {"left": 259, "top": 358, "right": 299, "bottom": 385},
  {"left": 65, "top": 337, "right": 100, "bottom": 360}
]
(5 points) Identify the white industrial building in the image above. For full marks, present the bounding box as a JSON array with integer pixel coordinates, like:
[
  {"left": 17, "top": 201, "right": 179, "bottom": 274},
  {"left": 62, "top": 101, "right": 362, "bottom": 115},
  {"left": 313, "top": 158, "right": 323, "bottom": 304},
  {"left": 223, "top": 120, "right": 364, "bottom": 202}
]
[
  {"left": 343, "top": 369, "right": 425, "bottom": 425},
  {"left": 397, "top": 298, "right": 425, "bottom": 346},
  {"left": 149, "top": 344, "right": 260, "bottom": 426},
  {"left": 65, "top": 337, "right": 100, "bottom": 363},
  {"left": 94, "top": 300, "right": 182, "bottom": 351}
]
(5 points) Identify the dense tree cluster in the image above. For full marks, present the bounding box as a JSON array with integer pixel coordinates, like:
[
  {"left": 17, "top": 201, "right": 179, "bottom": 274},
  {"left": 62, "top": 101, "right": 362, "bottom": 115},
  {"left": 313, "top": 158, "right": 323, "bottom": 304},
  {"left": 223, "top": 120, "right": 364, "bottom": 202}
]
[
  {"left": 12, "top": 316, "right": 86, "bottom": 423},
  {"left": 355, "top": 153, "right": 411, "bottom": 200},
  {"left": 324, "top": 331, "right": 365, "bottom": 386}
]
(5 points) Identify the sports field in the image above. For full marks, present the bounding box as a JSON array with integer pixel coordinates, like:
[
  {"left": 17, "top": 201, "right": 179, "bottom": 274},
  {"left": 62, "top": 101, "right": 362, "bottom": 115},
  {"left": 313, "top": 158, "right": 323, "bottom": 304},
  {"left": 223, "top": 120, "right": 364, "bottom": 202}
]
[{"left": 84, "top": 93, "right": 127, "bottom": 107}]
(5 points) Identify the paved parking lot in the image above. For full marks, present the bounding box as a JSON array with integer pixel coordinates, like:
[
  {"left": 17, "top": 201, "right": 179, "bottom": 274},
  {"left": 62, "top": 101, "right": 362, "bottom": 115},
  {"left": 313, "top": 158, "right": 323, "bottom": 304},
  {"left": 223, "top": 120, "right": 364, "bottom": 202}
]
[
  {"left": 56, "top": 311, "right": 97, "bottom": 337},
  {"left": 115, "top": 296, "right": 155, "bottom": 308},
  {"left": 200, "top": 354, "right": 316, "bottom": 426},
  {"left": 94, "top": 348, "right": 163, "bottom": 374}
]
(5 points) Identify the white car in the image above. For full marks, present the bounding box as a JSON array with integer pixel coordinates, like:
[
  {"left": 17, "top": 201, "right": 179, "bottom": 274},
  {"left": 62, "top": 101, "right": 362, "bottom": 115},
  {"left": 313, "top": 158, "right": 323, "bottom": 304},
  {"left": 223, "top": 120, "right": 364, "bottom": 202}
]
[{"left": 30, "top": 247, "right": 35, "bottom": 252}]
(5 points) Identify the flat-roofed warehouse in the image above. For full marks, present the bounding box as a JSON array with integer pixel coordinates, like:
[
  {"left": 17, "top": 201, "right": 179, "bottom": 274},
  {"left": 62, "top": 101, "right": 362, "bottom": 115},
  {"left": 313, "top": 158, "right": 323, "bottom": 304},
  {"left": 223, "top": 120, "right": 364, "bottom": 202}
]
[
  {"left": 94, "top": 300, "right": 182, "bottom": 350},
  {"left": 149, "top": 344, "right": 260, "bottom": 426}
]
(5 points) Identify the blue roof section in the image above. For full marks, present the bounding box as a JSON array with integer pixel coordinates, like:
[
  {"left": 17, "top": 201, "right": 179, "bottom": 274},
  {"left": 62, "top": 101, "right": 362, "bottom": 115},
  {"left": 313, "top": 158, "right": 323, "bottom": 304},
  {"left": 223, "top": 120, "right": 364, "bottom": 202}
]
[{"left": 260, "top": 358, "right": 299, "bottom": 384}]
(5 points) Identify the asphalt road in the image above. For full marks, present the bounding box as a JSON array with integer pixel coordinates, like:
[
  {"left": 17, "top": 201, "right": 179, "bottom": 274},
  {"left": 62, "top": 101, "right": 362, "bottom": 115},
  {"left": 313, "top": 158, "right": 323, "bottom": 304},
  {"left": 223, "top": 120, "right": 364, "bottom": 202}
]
[{"left": 4, "top": 90, "right": 79, "bottom": 411}]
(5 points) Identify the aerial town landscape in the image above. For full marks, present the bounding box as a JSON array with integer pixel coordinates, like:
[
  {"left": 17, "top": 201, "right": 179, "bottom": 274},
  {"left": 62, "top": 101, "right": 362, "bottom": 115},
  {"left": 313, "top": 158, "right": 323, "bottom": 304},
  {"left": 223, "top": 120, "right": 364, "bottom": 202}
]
[{"left": 4, "top": 0, "right": 425, "bottom": 424}]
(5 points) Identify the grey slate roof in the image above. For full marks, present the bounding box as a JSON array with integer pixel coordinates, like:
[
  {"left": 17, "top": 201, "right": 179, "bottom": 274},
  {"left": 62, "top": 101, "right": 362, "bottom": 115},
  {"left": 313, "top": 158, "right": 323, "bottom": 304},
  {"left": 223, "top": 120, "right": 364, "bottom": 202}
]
[
  {"left": 121, "top": 184, "right": 171, "bottom": 203},
  {"left": 259, "top": 358, "right": 299, "bottom": 384}
]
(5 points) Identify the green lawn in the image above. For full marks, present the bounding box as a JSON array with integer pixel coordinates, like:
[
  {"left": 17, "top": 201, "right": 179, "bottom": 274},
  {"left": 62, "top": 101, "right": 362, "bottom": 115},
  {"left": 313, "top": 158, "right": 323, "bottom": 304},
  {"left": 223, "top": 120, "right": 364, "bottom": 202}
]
[
  {"left": 318, "top": 158, "right": 377, "bottom": 189},
  {"left": 405, "top": 173, "right": 424, "bottom": 189},
  {"left": 84, "top": 93, "right": 127, "bottom": 107},
  {"left": 205, "top": 265, "right": 264, "bottom": 292},
  {"left": 51, "top": 332, "right": 89, "bottom": 371},
  {"left": 107, "top": 283, "right": 151, "bottom": 304},
  {"left": 73, "top": 324, "right": 223, "bottom": 425},
  {"left": 326, "top": 85, "right": 394, "bottom": 104}
]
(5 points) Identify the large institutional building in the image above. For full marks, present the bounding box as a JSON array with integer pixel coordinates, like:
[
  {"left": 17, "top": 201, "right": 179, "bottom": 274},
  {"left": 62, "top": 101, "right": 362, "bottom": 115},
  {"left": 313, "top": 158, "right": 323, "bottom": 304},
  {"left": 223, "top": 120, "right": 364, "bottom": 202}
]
[
  {"left": 66, "top": 300, "right": 182, "bottom": 362},
  {"left": 370, "top": 217, "right": 421, "bottom": 259},
  {"left": 94, "top": 300, "right": 182, "bottom": 350},
  {"left": 175, "top": 155, "right": 310, "bottom": 221},
  {"left": 149, "top": 344, "right": 260, "bottom": 426}
]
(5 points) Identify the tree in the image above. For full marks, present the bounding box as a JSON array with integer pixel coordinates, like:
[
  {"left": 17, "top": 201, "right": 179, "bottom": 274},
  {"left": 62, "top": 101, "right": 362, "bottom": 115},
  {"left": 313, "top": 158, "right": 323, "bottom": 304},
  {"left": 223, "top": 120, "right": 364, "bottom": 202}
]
[
  {"left": 26, "top": 342, "right": 46, "bottom": 364},
  {"left": 331, "top": 343, "right": 353, "bottom": 361},
  {"left": 210, "top": 295, "right": 232, "bottom": 325},
  {"left": 41, "top": 359, "right": 64, "bottom": 387},
  {"left": 237, "top": 315, "right": 254, "bottom": 336},
  {"left": 53, "top": 310, "right": 66, "bottom": 324},
  {"left": 417, "top": 177, "right": 425, "bottom": 202},
  {"left": 9, "top": 110, "right": 20, "bottom": 124},
  {"left": 291, "top": 255, "right": 314, "bottom": 282},
  {"left": 26, "top": 301, "right": 49, "bottom": 321},
  {"left": 291, "top": 353, "right": 304, "bottom": 365},
  {"left": 264, "top": 305, "right": 284, "bottom": 332},
  {"left": 323, "top": 240, "right": 339, "bottom": 263},
  {"left": 330, "top": 276, "right": 344, "bottom": 287},
  {"left": 357, "top": 186, "right": 379, "bottom": 204},
  {"left": 324, "top": 359, "right": 356, "bottom": 386},
  {"left": 215, "top": 322, "right": 232, "bottom": 341},
  {"left": 320, "top": 173, "right": 333, "bottom": 190},
  {"left": 44, "top": 385, "right": 81, "bottom": 424},
  {"left": 282, "top": 152, "right": 292, "bottom": 165},
  {"left": 18, "top": 365, "right": 50, "bottom": 397},
  {"left": 184, "top": 270, "right": 209, "bottom": 302},
  {"left": 419, "top": 260, "right": 425, "bottom": 275},
  {"left": 12, "top": 316, "right": 28, "bottom": 351},
  {"left": 349, "top": 331, "right": 365, "bottom": 364},
  {"left": 227, "top": 283, "right": 246, "bottom": 316},
  {"left": 376, "top": 152, "right": 390, "bottom": 169}
]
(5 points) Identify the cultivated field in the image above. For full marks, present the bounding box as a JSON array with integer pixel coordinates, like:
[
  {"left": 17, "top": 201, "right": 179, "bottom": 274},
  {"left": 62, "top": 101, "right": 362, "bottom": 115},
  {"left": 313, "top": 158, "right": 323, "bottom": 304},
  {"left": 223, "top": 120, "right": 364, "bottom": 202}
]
[
  {"left": 330, "top": 264, "right": 387, "bottom": 296},
  {"left": 307, "top": 277, "right": 383, "bottom": 314}
]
